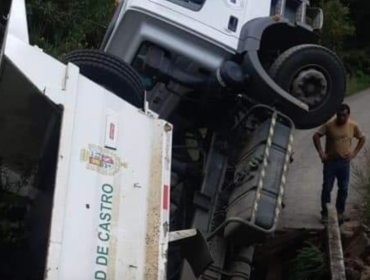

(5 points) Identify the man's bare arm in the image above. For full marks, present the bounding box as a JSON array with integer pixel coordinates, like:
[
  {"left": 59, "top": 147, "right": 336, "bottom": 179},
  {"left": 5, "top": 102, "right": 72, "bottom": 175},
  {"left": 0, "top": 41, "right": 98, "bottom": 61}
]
[
  {"left": 351, "top": 136, "right": 366, "bottom": 159},
  {"left": 313, "top": 132, "right": 327, "bottom": 162}
]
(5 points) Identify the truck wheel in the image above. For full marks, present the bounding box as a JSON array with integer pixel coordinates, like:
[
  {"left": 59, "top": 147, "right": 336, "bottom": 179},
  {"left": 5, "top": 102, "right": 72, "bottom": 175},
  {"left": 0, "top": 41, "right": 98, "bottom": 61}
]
[
  {"left": 63, "top": 50, "right": 145, "bottom": 107},
  {"left": 269, "top": 44, "right": 346, "bottom": 129}
]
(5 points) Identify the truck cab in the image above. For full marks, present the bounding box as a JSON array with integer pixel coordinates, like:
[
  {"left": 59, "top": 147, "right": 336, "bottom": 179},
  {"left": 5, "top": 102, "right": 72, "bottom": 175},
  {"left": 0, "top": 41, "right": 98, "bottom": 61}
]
[{"left": 100, "top": 0, "right": 344, "bottom": 130}]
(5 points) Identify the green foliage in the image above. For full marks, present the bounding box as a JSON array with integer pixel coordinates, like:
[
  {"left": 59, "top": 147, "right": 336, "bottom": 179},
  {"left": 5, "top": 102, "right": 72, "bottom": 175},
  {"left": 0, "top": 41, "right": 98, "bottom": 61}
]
[
  {"left": 27, "top": 0, "right": 114, "bottom": 58},
  {"left": 317, "top": 0, "right": 370, "bottom": 93},
  {"left": 0, "top": 2, "right": 7, "bottom": 47},
  {"left": 352, "top": 147, "right": 370, "bottom": 224},
  {"left": 319, "top": 0, "right": 355, "bottom": 52},
  {"left": 341, "top": 0, "right": 370, "bottom": 46},
  {"left": 364, "top": 201, "right": 370, "bottom": 226},
  {"left": 0, "top": 159, "right": 37, "bottom": 251},
  {"left": 342, "top": 48, "right": 370, "bottom": 76},
  {"left": 346, "top": 71, "right": 370, "bottom": 95},
  {"left": 289, "top": 242, "right": 329, "bottom": 280}
]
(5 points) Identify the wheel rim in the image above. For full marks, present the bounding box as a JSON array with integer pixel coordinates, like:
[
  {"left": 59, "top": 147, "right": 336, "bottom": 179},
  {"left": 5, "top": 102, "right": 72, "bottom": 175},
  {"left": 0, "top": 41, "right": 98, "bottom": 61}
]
[{"left": 291, "top": 68, "right": 329, "bottom": 109}]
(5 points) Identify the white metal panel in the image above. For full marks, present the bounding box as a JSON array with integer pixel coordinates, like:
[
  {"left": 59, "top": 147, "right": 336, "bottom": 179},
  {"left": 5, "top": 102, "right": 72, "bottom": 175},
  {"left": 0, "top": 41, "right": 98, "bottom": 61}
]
[
  {"left": 114, "top": 0, "right": 237, "bottom": 52},
  {"left": 121, "top": 0, "right": 272, "bottom": 51},
  {"left": 44, "top": 63, "right": 80, "bottom": 280},
  {"left": 47, "top": 75, "right": 172, "bottom": 280},
  {"left": 244, "top": 0, "right": 272, "bottom": 23},
  {"left": 2, "top": 1, "right": 172, "bottom": 278},
  {"left": 6, "top": 0, "right": 29, "bottom": 43},
  {"left": 4, "top": 35, "right": 67, "bottom": 96}
]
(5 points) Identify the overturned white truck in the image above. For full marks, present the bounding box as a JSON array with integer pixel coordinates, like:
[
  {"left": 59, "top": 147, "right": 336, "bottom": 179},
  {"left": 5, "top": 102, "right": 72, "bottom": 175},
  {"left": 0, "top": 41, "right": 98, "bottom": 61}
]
[{"left": 0, "top": 0, "right": 345, "bottom": 280}]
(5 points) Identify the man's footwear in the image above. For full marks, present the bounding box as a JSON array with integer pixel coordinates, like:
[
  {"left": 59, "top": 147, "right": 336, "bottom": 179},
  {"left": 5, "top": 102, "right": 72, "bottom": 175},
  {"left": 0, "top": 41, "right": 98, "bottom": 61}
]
[
  {"left": 338, "top": 213, "right": 344, "bottom": 225},
  {"left": 337, "top": 213, "right": 349, "bottom": 225}
]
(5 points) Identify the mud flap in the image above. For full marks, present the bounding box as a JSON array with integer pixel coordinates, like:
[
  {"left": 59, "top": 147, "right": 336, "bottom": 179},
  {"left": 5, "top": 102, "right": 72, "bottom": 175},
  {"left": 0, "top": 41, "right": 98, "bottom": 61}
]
[
  {"left": 238, "top": 18, "right": 310, "bottom": 114},
  {"left": 169, "top": 229, "right": 214, "bottom": 277}
]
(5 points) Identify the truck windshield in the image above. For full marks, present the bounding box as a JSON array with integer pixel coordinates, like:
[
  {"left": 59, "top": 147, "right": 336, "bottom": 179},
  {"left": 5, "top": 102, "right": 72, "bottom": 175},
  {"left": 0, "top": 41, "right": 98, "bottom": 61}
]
[{"left": 165, "top": 0, "right": 206, "bottom": 11}]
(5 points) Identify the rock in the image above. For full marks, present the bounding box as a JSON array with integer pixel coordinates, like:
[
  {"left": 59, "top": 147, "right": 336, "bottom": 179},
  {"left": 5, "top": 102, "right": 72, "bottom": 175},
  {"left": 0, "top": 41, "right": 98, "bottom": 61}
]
[
  {"left": 346, "top": 221, "right": 362, "bottom": 229},
  {"left": 361, "top": 246, "right": 370, "bottom": 262},
  {"left": 347, "top": 267, "right": 361, "bottom": 280},
  {"left": 344, "top": 227, "right": 370, "bottom": 259},
  {"left": 361, "top": 267, "right": 370, "bottom": 280},
  {"left": 350, "top": 258, "right": 365, "bottom": 271},
  {"left": 363, "top": 224, "right": 370, "bottom": 235},
  {"left": 343, "top": 229, "right": 356, "bottom": 245}
]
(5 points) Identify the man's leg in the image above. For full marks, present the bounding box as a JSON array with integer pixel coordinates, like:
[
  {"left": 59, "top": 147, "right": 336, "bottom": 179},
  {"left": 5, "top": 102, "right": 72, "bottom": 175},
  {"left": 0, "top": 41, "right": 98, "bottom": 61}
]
[
  {"left": 321, "top": 161, "right": 336, "bottom": 217},
  {"left": 336, "top": 160, "right": 350, "bottom": 215}
]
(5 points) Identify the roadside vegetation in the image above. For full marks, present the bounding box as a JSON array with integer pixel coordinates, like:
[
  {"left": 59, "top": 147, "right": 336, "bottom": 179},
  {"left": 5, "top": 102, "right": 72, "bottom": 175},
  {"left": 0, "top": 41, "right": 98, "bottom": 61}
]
[
  {"left": 313, "top": 0, "right": 370, "bottom": 95},
  {"left": 0, "top": 159, "right": 37, "bottom": 278},
  {"left": 289, "top": 242, "right": 329, "bottom": 280},
  {"left": 347, "top": 72, "right": 370, "bottom": 95},
  {"left": 352, "top": 145, "right": 370, "bottom": 224},
  {"left": 27, "top": 0, "right": 114, "bottom": 58}
]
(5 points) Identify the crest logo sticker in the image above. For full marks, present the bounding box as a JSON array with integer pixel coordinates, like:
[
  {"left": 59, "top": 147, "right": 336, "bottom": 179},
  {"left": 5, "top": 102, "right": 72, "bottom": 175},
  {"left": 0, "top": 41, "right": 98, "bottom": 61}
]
[{"left": 80, "top": 144, "right": 127, "bottom": 176}]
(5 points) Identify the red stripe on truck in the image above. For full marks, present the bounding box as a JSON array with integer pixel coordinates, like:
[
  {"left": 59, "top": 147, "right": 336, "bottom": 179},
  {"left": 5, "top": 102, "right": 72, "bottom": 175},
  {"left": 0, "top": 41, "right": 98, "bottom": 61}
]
[
  {"left": 163, "top": 185, "right": 169, "bottom": 210},
  {"left": 109, "top": 123, "right": 115, "bottom": 140}
]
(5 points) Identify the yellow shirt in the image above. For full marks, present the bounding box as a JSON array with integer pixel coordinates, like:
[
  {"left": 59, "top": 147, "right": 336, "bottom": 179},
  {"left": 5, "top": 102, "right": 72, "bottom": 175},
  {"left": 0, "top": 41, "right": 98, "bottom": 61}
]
[{"left": 318, "top": 119, "right": 364, "bottom": 158}]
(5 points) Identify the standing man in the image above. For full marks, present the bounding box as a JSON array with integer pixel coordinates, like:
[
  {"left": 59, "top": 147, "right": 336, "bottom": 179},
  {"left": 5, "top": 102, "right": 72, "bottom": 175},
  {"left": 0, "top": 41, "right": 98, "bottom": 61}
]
[{"left": 313, "top": 104, "right": 365, "bottom": 224}]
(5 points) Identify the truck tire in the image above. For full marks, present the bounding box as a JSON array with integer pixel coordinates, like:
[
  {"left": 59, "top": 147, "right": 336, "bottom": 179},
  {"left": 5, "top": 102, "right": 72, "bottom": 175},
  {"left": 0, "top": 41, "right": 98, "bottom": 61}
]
[
  {"left": 269, "top": 44, "right": 346, "bottom": 129},
  {"left": 63, "top": 50, "right": 145, "bottom": 107}
]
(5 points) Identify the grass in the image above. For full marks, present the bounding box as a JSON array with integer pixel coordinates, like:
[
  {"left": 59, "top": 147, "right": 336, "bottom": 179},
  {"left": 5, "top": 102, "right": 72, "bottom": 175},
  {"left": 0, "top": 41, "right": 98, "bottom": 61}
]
[
  {"left": 289, "top": 242, "right": 329, "bottom": 280},
  {"left": 0, "top": 159, "right": 37, "bottom": 278},
  {"left": 346, "top": 72, "right": 370, "bottom": 96},
  {"left": 352, "top": 146, "right": 370, "bottom": 224}
]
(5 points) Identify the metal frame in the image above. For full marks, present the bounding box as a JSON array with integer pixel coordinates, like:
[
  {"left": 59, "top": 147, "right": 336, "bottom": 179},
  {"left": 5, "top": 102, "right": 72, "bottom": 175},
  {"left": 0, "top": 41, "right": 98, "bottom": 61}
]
[{"left": 221, "top": 105, "right": 294, "bottom": 238}]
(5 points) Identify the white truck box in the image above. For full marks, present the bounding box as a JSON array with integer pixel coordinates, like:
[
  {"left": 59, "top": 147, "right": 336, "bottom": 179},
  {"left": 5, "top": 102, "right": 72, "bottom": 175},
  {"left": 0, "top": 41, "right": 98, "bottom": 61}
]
[{"left": 0, "top": 1, "right": 172, "bottom": 279}]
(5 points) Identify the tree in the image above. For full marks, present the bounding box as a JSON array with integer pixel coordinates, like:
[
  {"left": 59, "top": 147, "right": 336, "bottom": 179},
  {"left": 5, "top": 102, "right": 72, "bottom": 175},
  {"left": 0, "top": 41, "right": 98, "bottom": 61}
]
[
  {"left": 341, "top": 0, "right": 370, "bottom": 47},
  {"left": 27, "top": 0, "right": 114, "bottom": 58},
  {"left": 0, "top": 0, "right": 11, "bottom": 46},
  {"left": 319, "top": 0, "right": 355, "bottom": 52}
]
